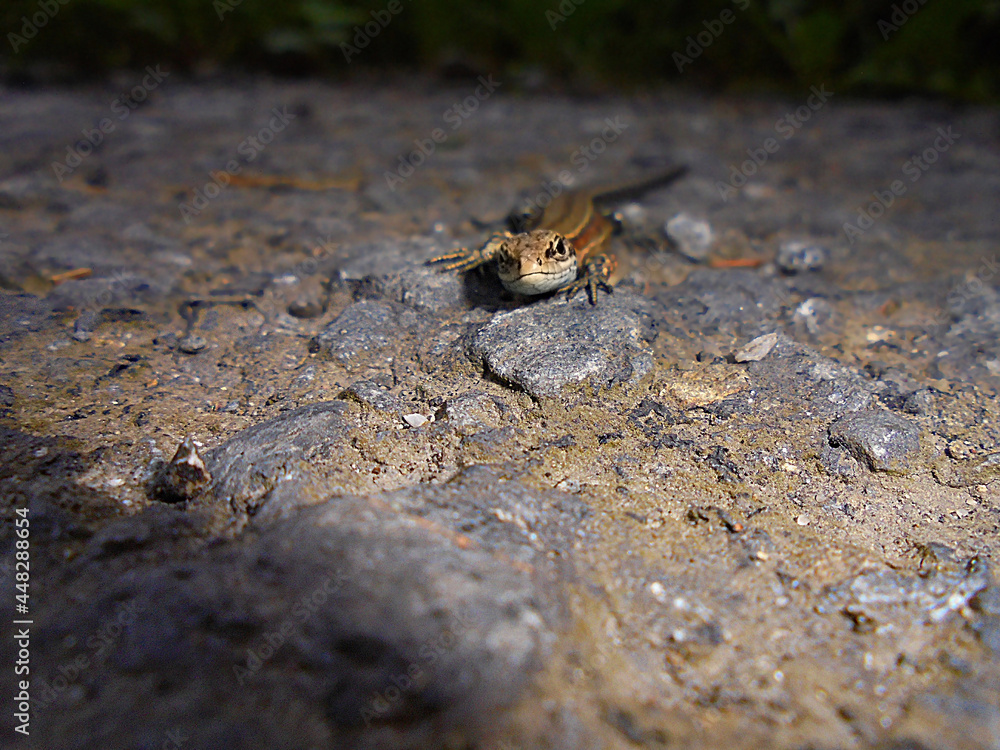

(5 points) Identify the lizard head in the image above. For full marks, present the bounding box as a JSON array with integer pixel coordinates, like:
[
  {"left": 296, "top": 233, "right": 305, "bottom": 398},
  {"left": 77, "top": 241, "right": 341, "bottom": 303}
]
[{"left": 494, "top": 230, "right": 578, "bottom": 295}]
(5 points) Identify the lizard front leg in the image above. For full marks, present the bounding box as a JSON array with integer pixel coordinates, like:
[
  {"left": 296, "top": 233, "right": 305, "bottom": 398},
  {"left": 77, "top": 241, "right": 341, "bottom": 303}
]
[
  {"left": 563, "top": 251, "right": 617, "bottom": 305},
  {"left": 428, "top": 232, "right": 511, "bottom": 273}
]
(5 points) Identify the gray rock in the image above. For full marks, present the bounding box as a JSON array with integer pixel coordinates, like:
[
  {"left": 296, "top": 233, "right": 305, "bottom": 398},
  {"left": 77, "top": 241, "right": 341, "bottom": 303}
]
[
  {"left": 776, "top": 240, "right": 827, "bottom": 273},
  {"left": 45, "top": 271, "right": 166, "bottom": 313},
  {"left": 470, "top": 293, "right": 655, "bottom": 398},
  {"left": 71, "top": 311, "right": 95, "bottom": 341},
  {"left": 793, "top": 297, "right": 838, "bottom": 338},
  {"left": 819, "top": 439, "right": 862, "bottom": 478},
  {"left": 744, "top": 334, "right": 875, "bottom": 419},
  {"left": 287, "top": 297, "right": 324, "bottom": 319},
  {"left": 656, "top": 269, "right": 789, "bottom": 338},
  {"left": 28, "top": 468, "right": 558, "bottom": 750},
  {"left": 386, "top": 464, "right": 589, "bottom": 564},
  {"left": 664, "top": 212, "right": 714, "bottom": 261},
  {"left": 828, "top": 410, "right": 920, "bottom": 473},
  {"left": 0, "top": 293, "right": 56, "bottom": 341},
  {"left": 205, "top": 401, "right": 352, "bottom": 520},
  {"left": 444, "top": 393, "right": 504, "bottom": 434},
  {"left": 335, "top": 238, "right": 470, "bottom": 312},
  {"left": 0, "top": 384, "right": 14, "bottom": 408},
  {"left": 177, "top": 334, "right": 207, "bottom": 354},
  {"left": 316, "top": 300, "right": 426, "bottom": 369},
  {"left": 903, "top": 388, "right": 935, "bottom": 415},
  {"left": 341, "top": 379, "right": 402, "bottom": 413}
]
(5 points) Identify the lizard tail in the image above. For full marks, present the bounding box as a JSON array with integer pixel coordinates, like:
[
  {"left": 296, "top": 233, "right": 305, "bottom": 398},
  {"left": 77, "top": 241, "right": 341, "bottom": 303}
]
[{"left": 590, "top": 165, "right": 688, "bottom": 206}]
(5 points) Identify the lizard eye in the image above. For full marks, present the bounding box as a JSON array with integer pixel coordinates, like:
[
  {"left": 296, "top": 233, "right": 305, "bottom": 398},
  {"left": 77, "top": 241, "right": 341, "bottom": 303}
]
[{"left": 546, "top": 237, "right": 571, "bottom": 260}]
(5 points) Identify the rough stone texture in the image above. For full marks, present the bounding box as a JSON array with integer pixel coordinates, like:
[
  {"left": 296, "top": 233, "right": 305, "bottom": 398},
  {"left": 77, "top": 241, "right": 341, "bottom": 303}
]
[
  {"left": 443, "top": 392, "right": 504, "bottom": 434},
  {"left": 341, "top": 379, "right": 403, "bottom": 413},
  {"left": 0, "top": 81, "right": 998, "bottom": 750},
  {"left": 204, "top": 401, "right": 353, "bottom": 523},
  {"left": 470, "top": 292, "right": 655, "bottom": 398},
  {"left": 743, "top": 333, "right": 876, "bottom": 419},
  {"left": 315, "top": 300, "right": 427, "bottom": 369},
  {"left": 828, "top": 409, "right": 921, "bottom": 473},
  {"left": 9, "top": 474, "right": 550, "bottom": 750}
]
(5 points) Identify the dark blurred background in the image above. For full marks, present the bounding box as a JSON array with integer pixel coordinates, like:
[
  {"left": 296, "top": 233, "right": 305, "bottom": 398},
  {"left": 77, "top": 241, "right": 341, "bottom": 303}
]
[{"left": 1, "top": 0, "right": 999, "bottom": 100}]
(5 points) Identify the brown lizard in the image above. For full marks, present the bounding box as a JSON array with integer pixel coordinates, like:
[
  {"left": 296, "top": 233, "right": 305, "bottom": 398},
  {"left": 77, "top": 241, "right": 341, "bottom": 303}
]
[{"left": 429, "top": 166, "right": 687, "bottom": 304}]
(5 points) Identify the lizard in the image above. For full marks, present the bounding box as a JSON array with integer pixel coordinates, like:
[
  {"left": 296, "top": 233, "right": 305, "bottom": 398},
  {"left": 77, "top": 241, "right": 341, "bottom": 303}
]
[{"left": 428, "top": 165, "right": 687, "bottom": 304}]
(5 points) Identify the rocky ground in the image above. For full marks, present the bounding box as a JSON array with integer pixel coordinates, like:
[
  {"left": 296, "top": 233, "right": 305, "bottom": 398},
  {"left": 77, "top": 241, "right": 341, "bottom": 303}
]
[{"left": 0, "top": 76, "right": 998, "bottom": 749}]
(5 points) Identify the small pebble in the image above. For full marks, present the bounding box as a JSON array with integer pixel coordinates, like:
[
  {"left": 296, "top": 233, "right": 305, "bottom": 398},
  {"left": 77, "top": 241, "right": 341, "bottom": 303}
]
[
  {"left": 665, "top": 213, "right": 714, "bottom": 261},
  {"left": 73, "top": 311, "right": 99, "bottom": 341},
  {"left": 903, "top": 389, "right": 934, "bottom": 415},
  {"left": 946, "top": 440, "right": 976, "bottom": 461},
  {"left": 288, "top": 298, "right": 323, "bottom": 319},
  {"left": 403, "top": 413, "right": 429, "bottom": 428},
  {"left": 178, "top": 335, "right": 207, "bottom": 354},
  {"left": 735, "top": 332, "right": 778, "bottom": 362},
  {"left": 776, "top": 240, "right": 827, "bottom": 273},
  {"left": 794, "top": 298, "right": 837, "bottom": 336},
  {"left": 148, "top": 436, "right": 211, "bottom": 503},
  {"left": 648, "top": 581, "right": 667, "bottom": 603},
  {"left": 828, "top": 410, "right": 919, "bottom": 473},
  {"left": 342, "top": 380, "right": 401, "bottom": 412}
]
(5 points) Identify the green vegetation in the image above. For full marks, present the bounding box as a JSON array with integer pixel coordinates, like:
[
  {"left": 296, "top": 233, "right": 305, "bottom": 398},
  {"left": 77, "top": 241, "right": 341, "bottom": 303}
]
[{"left": 2, "top": 0, "right": 998, "bottom": 100}]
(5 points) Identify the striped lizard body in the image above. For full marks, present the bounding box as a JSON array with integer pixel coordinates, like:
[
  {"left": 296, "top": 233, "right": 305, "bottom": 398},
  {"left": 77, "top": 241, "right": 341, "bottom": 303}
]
[{"left": 429, "top": 166, "right": 687, "bottom": 304}]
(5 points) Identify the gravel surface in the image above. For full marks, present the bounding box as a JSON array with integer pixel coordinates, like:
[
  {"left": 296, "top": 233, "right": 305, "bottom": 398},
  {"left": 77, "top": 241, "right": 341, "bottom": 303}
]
[{"left": 0, "top": 76, "right": 998, "bottom": 749}]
